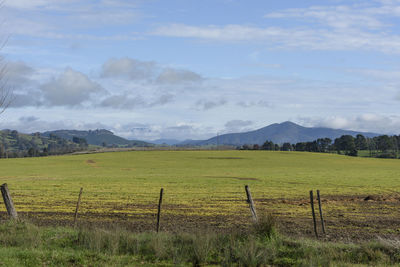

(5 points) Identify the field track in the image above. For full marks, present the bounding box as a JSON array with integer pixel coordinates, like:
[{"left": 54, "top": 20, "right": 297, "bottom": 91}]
[{"left": 0, "top": 150, "right": 399, "bottom": 241}]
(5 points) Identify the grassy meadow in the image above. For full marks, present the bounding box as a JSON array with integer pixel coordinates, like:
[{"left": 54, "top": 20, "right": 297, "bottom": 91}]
[{"left": 0, "top": 150, "right": 399, "bottom": 239}]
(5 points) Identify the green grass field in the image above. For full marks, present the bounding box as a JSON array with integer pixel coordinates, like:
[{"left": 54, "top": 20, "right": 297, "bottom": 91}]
[{"left": 0, "top": 150, "right": 399, "bottom": 239}]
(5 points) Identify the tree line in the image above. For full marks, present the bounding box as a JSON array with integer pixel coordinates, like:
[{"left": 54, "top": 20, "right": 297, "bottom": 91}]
[
  {"left": 0, "top": 130, "right": 89, "bottom": 158},
  {"left": 239, "top": 134, "right": 400, "bottom": 158}
]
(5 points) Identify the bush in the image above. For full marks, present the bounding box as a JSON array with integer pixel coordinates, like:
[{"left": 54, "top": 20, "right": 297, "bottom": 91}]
[{"left": 252, "top": 213, "right": 276, "bottom": 239}]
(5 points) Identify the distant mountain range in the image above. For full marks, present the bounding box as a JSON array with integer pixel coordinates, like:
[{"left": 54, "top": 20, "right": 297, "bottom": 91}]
[
  {"left": 178, "top": 121, "right": 380, "bottom": 146},
  {"left": 42, "top": 129, "right": 152, "bottom": 147},
  {"left": 150, "top": 139, "right": 182, "bottom": 145},
  {"left": 39, "top": 122, "right": 381, "bottom": 148}
]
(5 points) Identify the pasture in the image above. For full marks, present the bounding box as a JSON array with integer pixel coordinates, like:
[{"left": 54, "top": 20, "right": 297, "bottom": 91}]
[{"left": 0, "top": 150, "right": 399, "bottom": 240}]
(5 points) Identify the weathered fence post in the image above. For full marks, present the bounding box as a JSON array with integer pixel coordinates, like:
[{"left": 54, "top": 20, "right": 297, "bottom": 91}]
[
  {"left": 73, "top": 187, "right": 83, "bottom": 227},
  {"left": 317, "top": 190, "right": 326, "bottom": 234},
  {"left": 156, "top": 188, "right": 164, "bottom": 232},
  {"left": 245, "top": 185, "right": 258, "bottom": 222},
  {"left": 310, "top": 190, "right": 318, "bottom": 238},
  {"left": 0, "top": 183, "right": 18, "bottom": 219}
]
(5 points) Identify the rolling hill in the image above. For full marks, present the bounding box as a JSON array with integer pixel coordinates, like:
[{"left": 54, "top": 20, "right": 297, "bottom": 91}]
[
  {"left": 42, "top": 129, "right": 152, "bottom": 147},
  {"left": 0, "top": 129, "right": 86, "bottom": 157},
  {"left": 179, "top": 121, "right": 379, "bottom": 146}
]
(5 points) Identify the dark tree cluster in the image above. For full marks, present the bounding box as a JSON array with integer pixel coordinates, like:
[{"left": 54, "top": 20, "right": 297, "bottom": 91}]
[{"left": 238, "top": 134, "right": 400, "bottom": 159}]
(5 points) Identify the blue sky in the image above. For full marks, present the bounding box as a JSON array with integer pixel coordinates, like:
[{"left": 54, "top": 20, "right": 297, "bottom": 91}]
[{"left": 1, "top": 0, "right": 400, "bottom": 140}]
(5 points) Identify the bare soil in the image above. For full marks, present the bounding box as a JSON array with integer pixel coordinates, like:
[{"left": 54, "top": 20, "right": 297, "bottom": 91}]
[{"left": 2, "top": 194, "right": 399, "bottom": 242}]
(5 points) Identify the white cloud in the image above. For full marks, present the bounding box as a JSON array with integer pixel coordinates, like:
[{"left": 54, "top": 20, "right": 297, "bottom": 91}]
[
  {"left": 236, "top": 100, "right": 272, "bottom": 108},
  {"left": 265, "top": 5, "right": 385, "bottom": 30},
  {"left": 298, "top": 114, "right": 400, "bottom": 134},
  {"left": 195, "top": 99, "right": 227, "bottom": 110},
  {"left": 40, "top": 68, "right": 104, "bottom": 106},
  {"left": 19, "top": 116, "right": 39, "bottom": 123},
  {"left": 9, "top": 93, "right": 41, "bottom": 108},
  {"left": 152, "top": 24, "right": 293, "bottom": 42},
  {"left": 99, "top": 93, "right": 174, "bottom": 109},
  {"left": 101, "top": 57, "right": 203, "bottom": 85},
  {"left": 3, "top": 61, "right": 35, "bottom": 87},
  {"left": 3, "top": 0, "right": 143, "bottom": 41},
  {"left": 224, "top": 119, "right": 253, "bottom": 133},
  {"left": 348, "top": 68, "right": 400, "bottom": 81},
  {"left": 3, "top": 0, "right": 69, "bottom": 10},
  {"left": 152, "top": 1, "right": 400, "bottom": 54},
  {"left": 101, "top": 58, "right": 156, "bottom": 80},
  {"left": 156, "top": 68, "right": 203, "bottom": 84},
  {"left": 153, "top": 23, "right": 400, "bottom": 53},
  {"left": 0, "top": 116, "right": 110, "bottom": 134}
]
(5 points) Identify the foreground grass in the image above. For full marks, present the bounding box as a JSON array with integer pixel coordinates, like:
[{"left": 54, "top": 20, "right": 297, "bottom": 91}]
[{"left": 0, "top": 219, "right": 399, "bottom": 266}]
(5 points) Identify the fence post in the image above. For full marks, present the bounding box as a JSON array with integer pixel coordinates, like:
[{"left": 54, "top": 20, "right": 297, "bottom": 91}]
[
  {"left": 245, "top": 185, "right": 258, "bottom": 222},
  {"left": 310, "top": 190, "right": 318, "bottom": 238},
  {"left": 317, "top": 190, "right": 326, "bottom": 234},
  {"left": 73, "top": 187, "right": 83, "bottom": 227},
  {"left": 156, "top": 188, "right": 164, "bottom": 232},
  {"left": 0, "top": 183, "right": 18, "bottom": 219}
]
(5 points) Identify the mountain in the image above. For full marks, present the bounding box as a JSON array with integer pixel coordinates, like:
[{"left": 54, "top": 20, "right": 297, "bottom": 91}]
[
  {"left": 181, "top": 121, "right": 380, "bottom": 146},
  {"left": 177, "top": 139, "right": 203, "bottom": 146},
  {"left": 150, "top": 139, "right": 182, "bottom": 145},
  {"left": 42, "top": 129, "right": 152, "bottom": 147}
]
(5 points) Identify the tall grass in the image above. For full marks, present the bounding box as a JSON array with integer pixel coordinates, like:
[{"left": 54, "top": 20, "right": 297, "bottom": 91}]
[{"left": 0, "top": 217, "right": 399, "bottom": 266}]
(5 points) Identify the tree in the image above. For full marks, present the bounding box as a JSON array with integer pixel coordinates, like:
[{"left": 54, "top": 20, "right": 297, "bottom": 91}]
[
  {"left": 305, "top": 141, "right": 317, "bottom": 152},
  {"left": 10, "top": 130, "right": 18, "bottom": 138},
  {"left": 295, "top": 142, "right": 306, "bottom": 151},
  {"left": 252, "top": 144, "right": 260, "bottom": 150},
  {"left": 262, "top": 140, "right": 275, "bottom": 150},
  {"left": 334, "top": 135, "right": 356, "bottom": 155},
  {"left": 0, "top": 143, "right": 4, "bottom": 158},
  {"left": 355, "top": 134, "right": 367, "bottom": 150},
  {"left": 42, "top": 147, "right": 48, "bottom": 156},
  {"left": 241, "top": 144, "right": 251, "bottom": 150},
  {"left": 374, "top": 135, "right": 393, "bottom": 152},
  {"left": 393, "top": 135, "right": 399, "bottom": 158},
  {"left": 366, "top": 137, "right": 376, "bottom": 157},
  {"left": 281, "top": 142, "right": 292, "bottom": 151},
  {"left": 316, "top": 138, "right": 332, "bottom": 152},
  {"left": 72, "top": 136, "right": 88, "bottom": 148}
]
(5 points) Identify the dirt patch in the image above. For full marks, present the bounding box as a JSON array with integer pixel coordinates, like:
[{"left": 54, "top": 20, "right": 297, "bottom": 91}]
[
  {"left": 256, "top": 194, "right": 400, "bottom": 206},
  {"left": 235, "top": 177, "right": 258, "bottom": 181},
  {"left": 86, "top": 160, "right": 96, "bottom": 164},
  {"left": 6, "top": 193, "right": 400, "bottom": 242},
  {"left": 10, "top": 210, "right": 246, "bottom": 235},
  {"left": 206, "top": 157, "right": 244, "bottom": 160},
  {"left": 205, "top": 175, "right": 259, "bottom": 181}
]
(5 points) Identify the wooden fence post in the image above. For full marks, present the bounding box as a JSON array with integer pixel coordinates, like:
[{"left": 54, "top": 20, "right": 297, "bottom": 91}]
[
  {"left": 0, "top": 183, "right": 18, "bottom": 219},
  {"left": 317, "top": 190, "right": 326, "bottom": 234},
  {"left": 73, "top": 187, "right": 83, "bottom": 227},
  {"left": 310, "top": 190, "right": 318, "bottom": 238},
  {"left": 156, "top": 188, "right": 164, "bottom": 232},
  {"left": 245, "top": 185, "right": 258, "bottom": 222}
]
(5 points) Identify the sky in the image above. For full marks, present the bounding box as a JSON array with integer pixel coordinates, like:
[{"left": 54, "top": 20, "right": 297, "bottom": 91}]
[{"left": 1, "top": 0, "right": 400, "bottom": 141}]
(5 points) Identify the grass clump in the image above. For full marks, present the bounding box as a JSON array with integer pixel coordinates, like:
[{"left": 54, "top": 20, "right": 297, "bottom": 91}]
[{"left": 0, "top": 219, "right": 399, "bottom": 266}]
